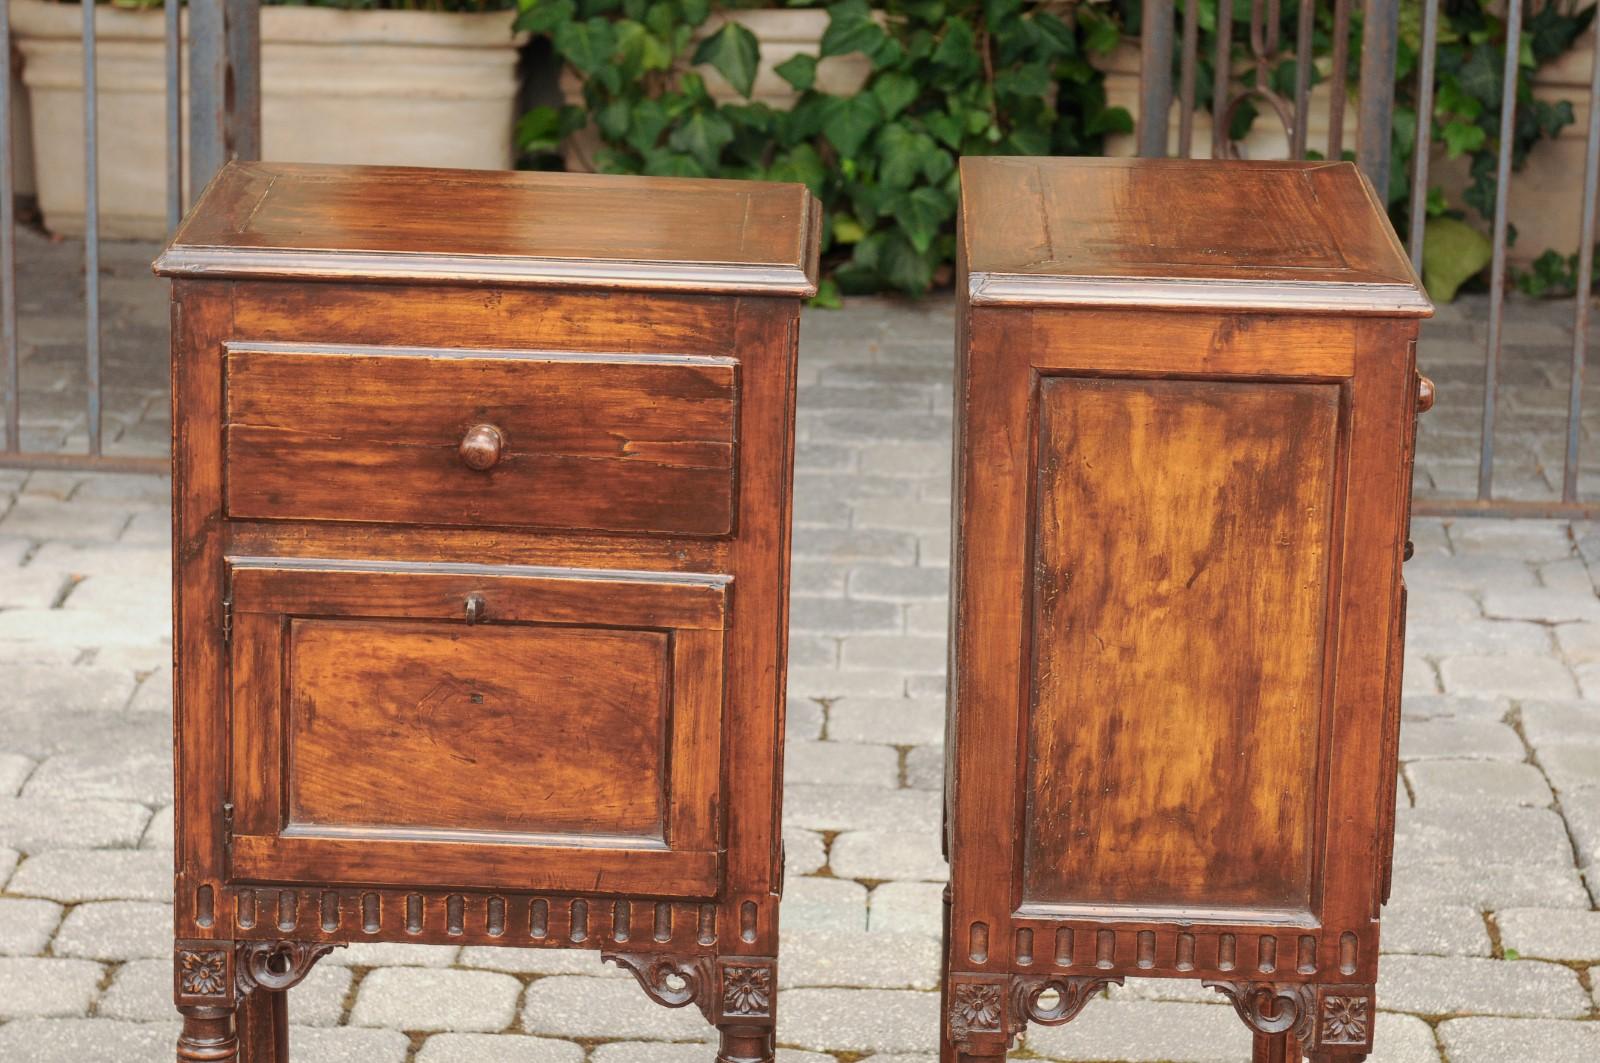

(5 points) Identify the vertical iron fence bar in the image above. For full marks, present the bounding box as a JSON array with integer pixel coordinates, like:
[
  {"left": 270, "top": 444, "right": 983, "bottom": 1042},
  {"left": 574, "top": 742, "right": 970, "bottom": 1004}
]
[
  {"left": 1140, "top": 0, "right": 1175, "bottom": 156},
  {"left": 167, "top": 0, "right": 184, "bottom": 232},
  {"left": 0, "top": 0, "right": 16, "bottom": 455},
  {"left": 1178, "top": 0, "right": 1199, "bottom": 156},
  {"left": 1213, "top": 0, "right": 1234, "bottom": 157},
  {"left": 190, "top": 0, "right": 262, "bottom": 198},
  {"left": 82, "top": 0, "right": 102, "bottom": 456},
  {"left": 1479, "top": 0, "right": 1524, "bottom": 499},
  {"left": 1358, "top": 0, "right": 1401, "bottom": 200},
  {"left": 1562, "top": 17, "right": 1600, "bottom": 503},
  {"left": 1408, "top": 0, "right": 1440, "bottom": 272},
  {"left": 1328, "top": 0, "right": 1351, "bottom": 159},
  {"left": 1290, "top": 0, "right": 1314, "bottom": 158}
]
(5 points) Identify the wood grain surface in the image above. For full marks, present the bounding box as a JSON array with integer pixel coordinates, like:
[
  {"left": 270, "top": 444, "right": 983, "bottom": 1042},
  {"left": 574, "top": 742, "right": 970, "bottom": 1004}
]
[
  {"left": 286, "top": 620, "right": 671, "bottom": 838},
  {"left": 1022, "top": 377, "right": 1341, "bottom": 913},
  {"left": 224, "top": 344, "right": 738, "bottom": 536}
]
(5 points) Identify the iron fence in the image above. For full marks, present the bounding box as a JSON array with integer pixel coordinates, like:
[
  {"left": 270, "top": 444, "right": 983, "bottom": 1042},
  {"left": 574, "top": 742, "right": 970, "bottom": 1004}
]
[
  {"left": 0, "top": 0, "right": 258, "bottom": 474},
  {"left": 1138, "top": 0, "right": 1600, "bottom": 518}
]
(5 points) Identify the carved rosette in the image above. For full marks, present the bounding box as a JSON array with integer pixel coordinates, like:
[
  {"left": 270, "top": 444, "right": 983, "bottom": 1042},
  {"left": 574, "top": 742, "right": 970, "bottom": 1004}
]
[
  {"left": 175, "top": 943, "right": 234, "bottom": 1006},
  {"left": 718, "top": 959, "right": 776, "bottom": 1023},
  {"left": 604, "top": 952, "right": 718, "bottom": 1024},
  {"left": 236, "top": 940, "right": 341, "bottom": 996},
  {"left": 1312, "top": 986, "right": 1375, "bottom": 1053},
  {"left": 946, "top": 974, "right": 1014, "bottom": 1052},
  {"left": 1011, "top": 973, "right": 1124, "bottom": 1027}
]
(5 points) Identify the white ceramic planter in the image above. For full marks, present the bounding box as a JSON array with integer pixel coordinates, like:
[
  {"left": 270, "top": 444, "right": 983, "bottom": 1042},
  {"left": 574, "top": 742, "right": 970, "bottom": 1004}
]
[
  {"left": 559, "top": 9, "right": 873, "bottom": 172},
  {"left": 13, "top": 1, "right": 525, "bottom": 239}
]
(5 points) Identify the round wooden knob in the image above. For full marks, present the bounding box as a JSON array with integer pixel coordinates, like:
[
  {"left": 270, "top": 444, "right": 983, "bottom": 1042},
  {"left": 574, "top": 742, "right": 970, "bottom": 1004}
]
[
  {"left": 1417, "top": 376, "right": 1435, "bottom": 414},
  {"left": 458, "top": 424, "right": 504, "bottom": 470}
]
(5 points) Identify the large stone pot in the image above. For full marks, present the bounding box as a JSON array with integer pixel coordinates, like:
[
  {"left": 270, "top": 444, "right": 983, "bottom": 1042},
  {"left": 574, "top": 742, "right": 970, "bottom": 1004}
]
[{"left": 13, "top": 0, "right": 525, "bottom": 239}]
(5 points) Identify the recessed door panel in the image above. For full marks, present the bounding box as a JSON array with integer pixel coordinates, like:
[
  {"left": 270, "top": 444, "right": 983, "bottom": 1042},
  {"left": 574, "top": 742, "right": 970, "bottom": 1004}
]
[
  {"left": 1022, "top": 376, "right": 1341, "bottom": 915},
  {"left": 226, "top": 558, "right": 726, "bottom": 897},
  {"left": 287, "top": 620, "right": 670, "bottom": 839}
]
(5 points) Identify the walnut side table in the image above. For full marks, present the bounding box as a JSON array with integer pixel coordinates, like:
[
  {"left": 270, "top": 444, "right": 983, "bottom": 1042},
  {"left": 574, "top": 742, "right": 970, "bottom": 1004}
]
[
  {"left": 943, "top": 157, "right": 1432, "bottom": 1063},
  {"left": 157, "top": 161, "right": 820, "bottom": 1063}
]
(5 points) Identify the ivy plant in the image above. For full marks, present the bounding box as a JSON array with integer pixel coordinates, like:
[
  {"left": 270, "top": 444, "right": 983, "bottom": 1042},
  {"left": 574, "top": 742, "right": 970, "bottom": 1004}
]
[{"left": 516, "top": 0, "right": 1130, "bottom": 298}]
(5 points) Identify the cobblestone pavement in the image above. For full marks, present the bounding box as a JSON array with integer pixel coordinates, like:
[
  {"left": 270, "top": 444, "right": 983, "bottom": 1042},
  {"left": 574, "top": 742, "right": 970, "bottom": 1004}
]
[{"left": 0, "top": 238, "right": 1598, "bottom": 1060}]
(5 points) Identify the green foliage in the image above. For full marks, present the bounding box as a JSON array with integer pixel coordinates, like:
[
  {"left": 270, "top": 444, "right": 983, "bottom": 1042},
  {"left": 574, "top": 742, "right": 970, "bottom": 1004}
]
[
  {"left": 517, "top": 0, "right": 1129, "bottom": 296},
  {"left": 1422, "top": 216, "right": 1493, "bottom": 302}
]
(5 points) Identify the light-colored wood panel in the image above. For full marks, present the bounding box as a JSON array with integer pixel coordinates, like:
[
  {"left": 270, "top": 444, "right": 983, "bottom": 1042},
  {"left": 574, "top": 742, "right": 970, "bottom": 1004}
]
[
  {"left": 286, "top": 620, "right": 670, "bottom": 838},
  {"left": 1022, "top": 376, "right": 1341, "bottom": 912}
]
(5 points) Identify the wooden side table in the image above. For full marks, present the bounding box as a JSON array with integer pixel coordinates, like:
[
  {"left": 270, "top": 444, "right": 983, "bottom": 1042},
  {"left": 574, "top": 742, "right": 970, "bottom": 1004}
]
[
  {"left": 943, "top": 157, "right": 1432, "bottom": 1063},
  {"left": 157, "top": 161, "right": 819, "bottom": 1063}
]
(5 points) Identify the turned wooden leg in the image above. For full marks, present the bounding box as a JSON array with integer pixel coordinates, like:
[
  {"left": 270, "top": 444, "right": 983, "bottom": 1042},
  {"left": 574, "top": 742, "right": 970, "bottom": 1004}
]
[
  {"left": 1254, "top": 1030, "right": 1299, "bottom": 1063},
  {"left": 955, "top": 1047, "right": 1007, "bottom": 1063},
  {"left": 177, "top": 1005, "right": 238, "bottom": 1062},
  {"left": 236, "top": 988, "right": 288, "bottom": 1063},
  {"left": 938, "top": 886, "right": 956, "bottom": 1063},
  {"left": 717, "top": 1022, "right": 774, "bottom": 1063}
]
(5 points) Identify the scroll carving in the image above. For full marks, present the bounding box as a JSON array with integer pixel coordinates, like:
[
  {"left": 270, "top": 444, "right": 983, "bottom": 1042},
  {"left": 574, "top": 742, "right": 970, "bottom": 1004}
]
[
  {"left": 1011, "top": 973, "right": 1123, "bottom": 1027},
  {"left": 604, "top": 952, "right": 717, "bottom": 1023},
  {"left": 236, "top": 940, "right": 341, "bottom": 996},
  {"left": 1206, "top": 980, "right": 1317, "bottom": 1045}
]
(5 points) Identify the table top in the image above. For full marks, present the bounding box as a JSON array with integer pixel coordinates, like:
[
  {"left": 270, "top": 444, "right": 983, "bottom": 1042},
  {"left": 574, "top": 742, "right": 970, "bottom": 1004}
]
[
  {"left": 958, "top": 156, "right": 1431, "bottom": 316},
  {"left": 155, "top": 161, "right": 821, "bottom": 297}
]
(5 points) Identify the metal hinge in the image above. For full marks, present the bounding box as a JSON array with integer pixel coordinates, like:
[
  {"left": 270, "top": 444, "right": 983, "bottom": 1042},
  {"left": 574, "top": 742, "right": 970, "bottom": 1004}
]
[
  {"left": 221, "top": 595, "right": 233, "bottom": 645},
  {"left": 221, "top": 801, "right": 235, "bottom": 862}
]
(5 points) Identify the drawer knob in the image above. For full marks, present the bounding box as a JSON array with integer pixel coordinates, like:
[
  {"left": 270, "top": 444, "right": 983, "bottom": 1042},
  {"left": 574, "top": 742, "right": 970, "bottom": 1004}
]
[
  {"left": 459, "top": 423, "right": 505, "bottom": 471},
  {"left": 1417, "top": 376, "right": 1435, "bottom": 413}
]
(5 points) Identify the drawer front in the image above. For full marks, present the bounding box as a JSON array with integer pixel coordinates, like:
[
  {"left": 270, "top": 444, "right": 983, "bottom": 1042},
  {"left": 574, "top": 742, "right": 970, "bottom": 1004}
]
[
  {"left": 225, "top": 557, "right": 726, "bottom": 897},
  {"left": 224, "top": 343, "right": 738, "bottom": 536}
]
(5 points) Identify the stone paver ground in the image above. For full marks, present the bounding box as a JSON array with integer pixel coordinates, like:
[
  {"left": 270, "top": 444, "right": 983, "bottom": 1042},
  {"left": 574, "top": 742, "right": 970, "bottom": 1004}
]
[{"left": 1, "top": 234, "right": 1598, "bottom": 1060}]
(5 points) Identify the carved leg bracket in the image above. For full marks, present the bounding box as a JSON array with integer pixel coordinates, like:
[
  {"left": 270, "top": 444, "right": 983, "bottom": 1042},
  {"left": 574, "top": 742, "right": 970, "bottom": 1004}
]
[
  {"left": 605, "top": 951, "right": 777, "bottom": 1060},
  {"left": 175, "top": 940, "right": 342, "bottom": 1063},
  {"left": 1207, "top": 980, "right": 1374, "bottom": 1059},
  {"left": 944, "top": 971, "right": 1123, "bottom": 1057}
]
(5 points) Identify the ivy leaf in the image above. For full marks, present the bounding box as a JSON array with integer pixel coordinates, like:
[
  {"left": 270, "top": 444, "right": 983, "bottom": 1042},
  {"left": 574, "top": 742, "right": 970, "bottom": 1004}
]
[
  {"left": 1455, "top": 45, "right": 1503, "bottom": 113},
  {"left": 1441, "top": 118, "right": 1486, "bottom": 158},
  {"left": 555, "top": 17, "right": 619, "bottom": 75},
  {"left": 822, "top": 93, "right": 884, "bottom": 158},
  {"left": 775, "top": 53, "right": 818, "bottom": 92},
  {"left": 880, "top": 231, "right": 936, "bottom": 294},
  {"left": 624, "top": 98, "right": 670, "bottom": 153},
  {"left": 767, "top": 144, "right": 827, "bottom": 198},
  {"left": 515, "top": 105, "right": 578, "bottom": 154},
  {"left": 808, "top": 277, "right": 843, "bottom": 310},
  {"left": 899, "top": 186, "right": 952, "bottom": 253},
  {"left": 822, "top": 0, "right": 887, "bottom": 58},
  {"left": 994, "top": 61, "right": 1051, "bottom": 99},
  {"left": 833, "top": 214, "right": 867, "bottom": 244},
  {"left": 693, "top": 22, "right": 761, "bottom": 99},
  {"left": 643, "top": 149, "right": 708, "bottom": 178},
  {"left": 516, "top": 0, "right": 576, "bottom": 35},
  {"left": 1422, "top": 216, "right": 1492, "bottom": 302},
  {"left": 933, "top": 19, "right": 980, "bottom": 78},
  {"left": 668, "top": 110, "right": 736, "bottom": 169},
  {"left": 680, "top": 0, "right": 711, "bottom": 27},
  {"left": 924, "top": 110, "right": 963, "bottom": 150},
  {"left": 873, "top": 71, "right": 920, "bottom": 119}
]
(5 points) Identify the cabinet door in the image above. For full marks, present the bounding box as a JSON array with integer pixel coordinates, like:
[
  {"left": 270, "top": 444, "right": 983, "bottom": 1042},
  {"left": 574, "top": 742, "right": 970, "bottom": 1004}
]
[
  {"left": 1021, "top": 376, "right": 1342, "bottom": 920},
  {"left": 225, "top": 558, "right": 725, "bottom": 898}
]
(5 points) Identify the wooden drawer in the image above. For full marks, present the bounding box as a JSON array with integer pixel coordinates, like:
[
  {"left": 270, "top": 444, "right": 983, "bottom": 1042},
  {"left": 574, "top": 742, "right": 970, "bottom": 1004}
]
[
  {"left": 224, "top": 557, "right": 726, "bottom": 897},
  {"left": 223, "top": 342, "right": 738, "bottom": 537}
]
